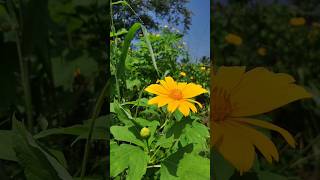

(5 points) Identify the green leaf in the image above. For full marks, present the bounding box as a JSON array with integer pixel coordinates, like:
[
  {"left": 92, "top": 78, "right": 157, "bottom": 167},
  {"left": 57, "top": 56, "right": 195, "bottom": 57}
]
[
  {"left": 110, "top": 126, "right": 145, "bottom": 148},
  {"left": 180, "top": 121, "right": 209, "bottom": 152},
  {"left": 141, "top": 25, "right": 159, "bottom": 77},
  {"left": 126, "top": 79, "right": 141, "bottom": 90},
  {"left": 34, "top": 116, "right": 107, "bottom": 140},
  {"left": 110, "top": 144, "right": 149, "bottom": 180},
  {"left": 12, "top": 118, "right": 73, "bottom": 180},
  {"left": 257, "top": 171, "right": 288, "bottom": 180},
  {"left": 110, "top": 28, "right": 128, "bottom": 37},
  {"left": 177, "top": 154, "right": 210, "bottom": 180},
  {"left": 117, "top": 23, "right": 142, "bottom": 87},
  {"left": 173, "top": 110, "right": 183, "bottom": 121},
  {"left": 155, "top": 135, "right": 175, "bottom": 148},
  {"left": 113, "top": 100, "right": 134, "bottom": 125},
  {"left": 0, "top": 130, "right": 17, "bottom": 161},
  {"left": 160, "top": 144, "right": 193, "bottom": 180},
  {"left": 47, "top": 149, "right": 68, "bottom": 169},
  {"left": 212, "top": 149, "right": 235, "bottom": 180}
]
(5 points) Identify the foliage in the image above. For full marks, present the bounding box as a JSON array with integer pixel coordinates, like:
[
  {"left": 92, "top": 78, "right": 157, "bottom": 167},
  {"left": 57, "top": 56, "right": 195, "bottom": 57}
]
[
  {"left": 110, "top": 1, "right": 210, "bottom": 179},
  {"left": 111, "top": 0, "right": 192, "bottom": 32},
  {"left": 0, "top": 0, "right": 108, "bottom": 179}
]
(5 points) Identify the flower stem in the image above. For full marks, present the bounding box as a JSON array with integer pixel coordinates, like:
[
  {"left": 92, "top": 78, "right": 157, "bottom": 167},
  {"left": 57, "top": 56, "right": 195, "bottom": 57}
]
[{"left": 80, "top": 81, "right": 109, "bottom": 179}]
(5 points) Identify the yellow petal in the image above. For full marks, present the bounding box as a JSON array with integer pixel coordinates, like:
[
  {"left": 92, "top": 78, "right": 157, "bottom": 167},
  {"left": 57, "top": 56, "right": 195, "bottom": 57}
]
[
  {"left": 228, "top": 120, "right": 279, "bottom": 163},
  {"left": 182, "top": 83, "right": 208, "bottom": 98},
  {"left": 178, "top": 101, "right": 190, "bottom": 116},
  {"left": 145, "top": 84, "right": 169, "bottom": 96},
  {"left": 167, "top": 100, "right": 180, "bottom": 113},
  {"left": 177, "top": 82, "right": 187, "bottom": 90},
  {"left": 233, "top": 118, "right": 296, "bottom": 148},
  {"left": 185, "top": 101, "right": 197, "bottom": 113},
  {"left": 164, "top": 76, "right": 177, "bottom": 89},
  {"left": 148, "top": 96, "right": 171, "bottom": 107},
  {"left": 211, "top": 121, "right": 224, "bottom": 145},
  {"left": 159, "top": 80, "right": 170, "bottom": 90},
  {"left": 230, "top": 67, "right": 312, "bottom": 116},
  {"left": 212, "top": 66, "right": 246, "bottom": 93},
  {"left": 188, "top": 99, "right": 203, "bottom": 108},
  {"left": 214, "top": 121, "right": 255, "bottom": 173}
]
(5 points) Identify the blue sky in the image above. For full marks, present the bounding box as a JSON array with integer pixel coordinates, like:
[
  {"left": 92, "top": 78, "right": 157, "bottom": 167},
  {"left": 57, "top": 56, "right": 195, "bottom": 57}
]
[
  {"left": 183, "top": 0, "right": 210, "bottom": 60},
  {"left": 153, "top": 0, "right": 210, "bottom": 60}
]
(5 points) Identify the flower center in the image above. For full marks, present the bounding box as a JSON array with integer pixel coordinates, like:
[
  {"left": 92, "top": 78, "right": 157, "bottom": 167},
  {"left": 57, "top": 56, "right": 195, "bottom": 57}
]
[
  {"left": 211, "top": 87, "right": 233, "bottom": 122},
  {"left": 169, "top": 89, "right": 183, "bottom": 100}
]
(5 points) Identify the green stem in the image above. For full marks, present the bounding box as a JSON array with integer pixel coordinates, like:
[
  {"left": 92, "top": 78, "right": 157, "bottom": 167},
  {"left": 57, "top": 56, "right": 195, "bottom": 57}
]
[
  {"left": 8, "top": 0, "right": 33, "bottom": 131},
  {"left": 80, "top": 81, "right": 109, "bottom": 179},
  {"left": 149, "top": 146, "right": 161, "bottom": 163}
]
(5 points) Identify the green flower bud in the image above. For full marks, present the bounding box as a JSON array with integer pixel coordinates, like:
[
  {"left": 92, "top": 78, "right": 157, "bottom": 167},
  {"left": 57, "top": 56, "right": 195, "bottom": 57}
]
[{"left": 140, "top": 127, "right": 150, "bottom": 138}]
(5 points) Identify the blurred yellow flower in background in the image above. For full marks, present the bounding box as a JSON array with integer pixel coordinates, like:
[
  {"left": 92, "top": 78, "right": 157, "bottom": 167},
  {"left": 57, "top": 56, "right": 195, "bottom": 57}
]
[
  {"left": 145, "top": 77, "right": 207, "bottom": 116},
  {"left": 201, "top": 66, "right": 206, "bottom": 71},
  {"left": 289, "top": 17, "right": 306, "bottom": 26},
  {"left": 225, "top": 33, "right": 243, "bottom": 46},
  {"left": 211, "top": 66, "right": 311, "bottom": 174},
  {"left": 257, "top": 47, "right": 267, "bottom": 56},
  {"left": 180, "top": 72, "right": 187, "bottom": 77},
  {"left": 312, "top": 22, "right": 320, "bottom": 28}
]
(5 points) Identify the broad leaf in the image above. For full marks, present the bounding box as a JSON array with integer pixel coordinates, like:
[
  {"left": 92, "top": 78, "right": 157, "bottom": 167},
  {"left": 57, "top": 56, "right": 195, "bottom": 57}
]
[
  {"left": 177, "top": 154, "right": 210, "bottom": 180},
  {"left": 110, "top": 144, "right": 149, "bottom": 180},
  {"left": 0, "top": 130, "right": 17, "bottom": 161},
  {"left": 12, "top": 118, "right": 73, "bottom": 180},
  {"left": 110, "top": 126, "right": 145, "bottom": 148}
]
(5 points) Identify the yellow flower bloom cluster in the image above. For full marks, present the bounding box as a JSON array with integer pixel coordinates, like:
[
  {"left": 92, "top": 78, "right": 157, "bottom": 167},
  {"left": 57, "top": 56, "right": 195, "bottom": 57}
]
[
  {"left": 145, "top": 77, "right": 207, "bottom": 116},
  {"left": 211, "top": 66, "right": 311, "bottom": 174},
  {"left": 225, "top": 33, "right": 242, "bottom": 46},
  {"left": 289, "top": 17, "right": 306, "bottom": 26}
]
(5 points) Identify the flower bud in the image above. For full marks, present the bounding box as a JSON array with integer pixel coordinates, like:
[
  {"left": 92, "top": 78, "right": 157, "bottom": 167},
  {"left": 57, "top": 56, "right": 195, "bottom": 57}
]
[{"left": 140, "top": 127, "right": 150, "bottom": 138}]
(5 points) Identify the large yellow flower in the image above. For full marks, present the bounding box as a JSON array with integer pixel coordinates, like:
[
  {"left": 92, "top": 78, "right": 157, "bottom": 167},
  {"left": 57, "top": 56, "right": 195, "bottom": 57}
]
[
  {"left": 145, "top": 76, "right": 208, "bottom": 116},
  {"left": 211, "top": 66, "right": 311, "bottom": 174}
]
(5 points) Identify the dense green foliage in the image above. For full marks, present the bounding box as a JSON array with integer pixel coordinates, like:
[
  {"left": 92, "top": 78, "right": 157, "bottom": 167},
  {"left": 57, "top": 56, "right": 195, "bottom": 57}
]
[{"left": 110, "top": 1, "right": 210, "bottom": 179}]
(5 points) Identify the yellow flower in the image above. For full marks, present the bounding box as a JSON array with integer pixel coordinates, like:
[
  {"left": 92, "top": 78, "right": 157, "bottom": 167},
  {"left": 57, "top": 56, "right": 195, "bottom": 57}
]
[
  {"left": 225, "top": 33, "right": 242, "bottom": 46},
  {"left": 201, "top": 66, "right": 206, "bottom": 71},
  {"left": 145, "top": 76, "right": 207, "bottom": 116},
  {"left": 180, "top": 72, "right": 186, "bottom": 77},
  {"left": 257, "top": 47, "right": 267, "bottom": 56},
  {"left": 190, "top": 76, "right": 194, "bottom": 80},
  {"left": 211, "top": 66, "right": 311, "bottom": 174},
  {"left": 289, "top": 17, "right": 306, "bottom": 26}
]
